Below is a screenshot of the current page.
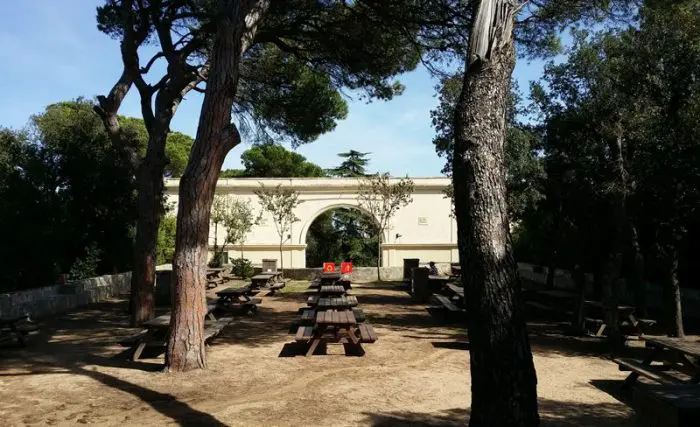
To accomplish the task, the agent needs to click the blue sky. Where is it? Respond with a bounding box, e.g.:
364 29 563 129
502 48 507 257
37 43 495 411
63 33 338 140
0 0 549 177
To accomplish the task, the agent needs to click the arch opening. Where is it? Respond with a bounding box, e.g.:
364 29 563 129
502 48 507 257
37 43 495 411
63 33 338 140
304 205 380 268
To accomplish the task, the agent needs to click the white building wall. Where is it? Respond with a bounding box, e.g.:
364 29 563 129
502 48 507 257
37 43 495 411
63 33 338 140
164 177 457 268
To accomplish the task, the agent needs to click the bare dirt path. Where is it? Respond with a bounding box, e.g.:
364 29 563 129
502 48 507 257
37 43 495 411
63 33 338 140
0 282 634 426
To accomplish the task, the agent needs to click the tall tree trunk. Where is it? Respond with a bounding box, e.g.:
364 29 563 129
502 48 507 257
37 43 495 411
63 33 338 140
452 2 538 425
129 139 167 326
662 248 685 338
279 237 284 273
627 226 646 317
167 2 263 372
571 263 587 335
376 238 381 281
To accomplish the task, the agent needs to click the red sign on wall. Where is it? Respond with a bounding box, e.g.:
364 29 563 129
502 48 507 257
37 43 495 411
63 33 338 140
340 262 353 274
323 262 336 272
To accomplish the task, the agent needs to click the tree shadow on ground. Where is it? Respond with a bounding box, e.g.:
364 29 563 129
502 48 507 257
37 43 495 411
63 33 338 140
363 397 633 426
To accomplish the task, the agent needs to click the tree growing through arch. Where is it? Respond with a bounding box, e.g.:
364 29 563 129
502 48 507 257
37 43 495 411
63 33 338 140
358 173 414 281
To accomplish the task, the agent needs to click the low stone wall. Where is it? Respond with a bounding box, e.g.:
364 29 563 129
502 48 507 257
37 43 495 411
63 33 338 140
254 267 404 282
0 272 131 319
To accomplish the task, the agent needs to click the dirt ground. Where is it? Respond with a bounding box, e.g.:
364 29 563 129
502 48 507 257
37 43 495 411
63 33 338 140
0 281 637 426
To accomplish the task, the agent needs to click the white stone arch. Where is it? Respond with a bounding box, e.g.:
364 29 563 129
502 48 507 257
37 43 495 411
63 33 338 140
297 202 388 245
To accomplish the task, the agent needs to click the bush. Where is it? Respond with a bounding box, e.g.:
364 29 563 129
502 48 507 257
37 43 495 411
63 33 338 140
208 252 225 268
69 243 102 280
156 214 177 265
231 258 254 279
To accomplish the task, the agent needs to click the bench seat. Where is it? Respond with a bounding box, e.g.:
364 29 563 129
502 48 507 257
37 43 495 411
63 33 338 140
299 309 315 325
357 324 378 343
295 325 314 341
433 294 462 312
352 308 366 323
616 358 681 385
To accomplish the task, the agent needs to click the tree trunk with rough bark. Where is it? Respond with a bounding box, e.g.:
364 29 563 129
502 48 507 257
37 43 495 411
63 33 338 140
376 239 382 281
167 1 264 372
452 2 539 425
662 248 685 338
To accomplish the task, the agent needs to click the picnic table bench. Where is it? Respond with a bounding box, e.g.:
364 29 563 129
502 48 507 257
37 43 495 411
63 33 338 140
634 384 700 427
616 336 700 387
433 283 465 313
125 313 231 361
319 285 346 295
215 286 261 314
206 268 227 289
0 314 38 346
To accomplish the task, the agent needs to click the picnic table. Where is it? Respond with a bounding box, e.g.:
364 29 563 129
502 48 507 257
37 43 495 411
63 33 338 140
125 310 230 361
206 268 227 289
295 309 376 356
617 336 700 387
583 300 655 337
0 314 38 346
215 286 262 314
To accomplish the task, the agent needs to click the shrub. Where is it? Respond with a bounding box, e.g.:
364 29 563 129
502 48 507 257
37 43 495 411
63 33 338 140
231 258 254 279
69 243 101 280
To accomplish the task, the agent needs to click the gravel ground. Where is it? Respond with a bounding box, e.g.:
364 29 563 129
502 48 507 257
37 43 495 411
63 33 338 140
0 281 636 426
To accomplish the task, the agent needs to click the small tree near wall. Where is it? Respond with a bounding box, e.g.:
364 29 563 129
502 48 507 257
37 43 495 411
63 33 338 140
211 196 261 266
358 173 414 281
255 184 301 274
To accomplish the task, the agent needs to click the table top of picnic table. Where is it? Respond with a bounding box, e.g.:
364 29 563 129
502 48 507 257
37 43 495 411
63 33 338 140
643 336 700 357
216 286 251 296
446 284 464 298
316 310 356 326
207 268 225 272
319 285 345 294
538 289 577 299
143 314 172 328
429 275 453 281
317 296 357 309
320 271 342 279
584 300 636 312
252 273 280 279
0 315 28 325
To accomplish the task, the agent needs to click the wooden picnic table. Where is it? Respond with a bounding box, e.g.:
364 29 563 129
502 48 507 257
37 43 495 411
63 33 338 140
0 314 37 346
320 271 342 284
251 272 282 288
583 300 654 337
319 285 346 295
617 336 700 387
215 287 261 314
446 283 464 299
127 310 229 361
295 309 375 356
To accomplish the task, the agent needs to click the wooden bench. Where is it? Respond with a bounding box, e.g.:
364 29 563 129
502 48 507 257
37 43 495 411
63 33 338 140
434 294 462 312
352 308 366 323
203 320 229 342
634 384 700 426
267 281 286 295
357 324 378 343
616 358 681 386
307 295 319 306
299 309 315 325
295 325 314 341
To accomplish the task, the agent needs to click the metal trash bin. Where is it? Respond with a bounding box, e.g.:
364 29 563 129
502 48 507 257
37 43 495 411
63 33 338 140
411 267 431 302
403 258 420 282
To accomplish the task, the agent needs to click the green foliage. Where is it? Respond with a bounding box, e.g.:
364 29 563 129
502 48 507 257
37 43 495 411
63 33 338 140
431 74 545 221
236 144 326 178
329 150 371 177
119 117 194 177
306 208 379 267
520 0 700 286
69 243 102 280
230 258 254 279
156 212 177 265
210 196 260 262
255 183 302 271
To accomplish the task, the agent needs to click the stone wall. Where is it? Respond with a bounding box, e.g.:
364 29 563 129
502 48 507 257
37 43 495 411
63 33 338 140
0 272 131 319
255 267 404 282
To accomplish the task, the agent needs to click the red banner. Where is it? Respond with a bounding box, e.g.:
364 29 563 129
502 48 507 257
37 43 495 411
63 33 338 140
340 262 353 273
323 262 336 272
